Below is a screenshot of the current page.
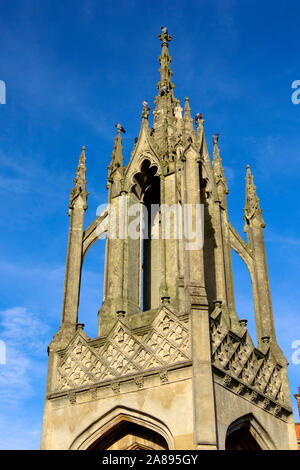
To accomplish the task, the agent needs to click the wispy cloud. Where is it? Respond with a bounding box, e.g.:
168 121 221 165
243 135 300 178
0 150 70 198
266 233 300 246
0 306 50 404
0 306 50 355
0 305 50 447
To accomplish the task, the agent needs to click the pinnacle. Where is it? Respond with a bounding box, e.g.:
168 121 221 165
244 165 265 227
213 134 220 146
184 97 192 117
69 146 88 211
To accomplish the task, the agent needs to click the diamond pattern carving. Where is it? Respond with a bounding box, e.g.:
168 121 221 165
211 312 284 405
56 309 190 392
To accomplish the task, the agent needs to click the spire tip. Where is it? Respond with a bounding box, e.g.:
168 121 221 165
213 133 220 145
158 26 172 45
115 123 126 134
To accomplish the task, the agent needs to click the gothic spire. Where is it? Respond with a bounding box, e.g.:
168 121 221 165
153 28 177 128
244 165 265 228
157 26 175 100
69 146 88 211
107 125 125 183
152 27 181 157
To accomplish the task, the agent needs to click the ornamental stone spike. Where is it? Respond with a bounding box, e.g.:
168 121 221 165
183 97 194 136
152 27 179 155
156 26 174 99
244 164 265 228
212 134 229 201
141 100 150 120
107 125 124 183
69 146 88 211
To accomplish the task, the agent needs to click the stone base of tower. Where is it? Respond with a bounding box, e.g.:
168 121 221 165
41 365 297 450
41 305 297 450
41 365 195 450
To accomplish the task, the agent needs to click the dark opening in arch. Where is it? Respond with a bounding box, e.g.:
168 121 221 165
226 425 262 450
87 420 168 450
132 159 161 312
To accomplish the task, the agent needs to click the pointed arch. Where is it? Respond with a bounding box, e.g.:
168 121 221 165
69 406 175 450
125 153 161 195
225 413 276 450
124 157 162 311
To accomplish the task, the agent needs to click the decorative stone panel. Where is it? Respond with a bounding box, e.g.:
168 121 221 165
55 308 190 392
210 310 284 406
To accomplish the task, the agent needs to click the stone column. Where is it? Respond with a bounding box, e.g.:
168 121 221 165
184 146 217 449
61 147 88 331
244 166 276 346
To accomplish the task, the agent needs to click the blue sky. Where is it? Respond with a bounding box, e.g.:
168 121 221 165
0 0 299 449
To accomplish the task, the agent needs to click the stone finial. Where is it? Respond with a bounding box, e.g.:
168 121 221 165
184 97 192 118
183 97 194 135
213 133 220 145
212 134 228 195
212 134 221 158
195 113 204 127
156 26 174 101
141 100 150 119
69 146 88 211
158 26 172 46
107 126 125 183
244 165 265 228
115 123 126 134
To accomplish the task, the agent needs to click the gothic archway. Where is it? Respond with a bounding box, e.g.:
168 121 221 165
69 406 175 450
88 420 168 450
225 414 276 450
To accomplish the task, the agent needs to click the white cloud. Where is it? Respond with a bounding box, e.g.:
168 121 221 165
265 233 300 246
0 306 50 355
0 307 49 404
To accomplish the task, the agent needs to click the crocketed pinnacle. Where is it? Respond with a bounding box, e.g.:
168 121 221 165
69 146 88 211
152 27 183 158
244 165 265 228
212 135 227 184
107 127 124 183
153 28 177 132
183 97 194 135
212 134 228 205
157 26 175 100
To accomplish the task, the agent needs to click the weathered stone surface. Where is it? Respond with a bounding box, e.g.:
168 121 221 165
41 28 297 450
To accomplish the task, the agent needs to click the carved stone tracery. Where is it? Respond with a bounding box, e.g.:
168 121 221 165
56 309 190 393
211 309 286 413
